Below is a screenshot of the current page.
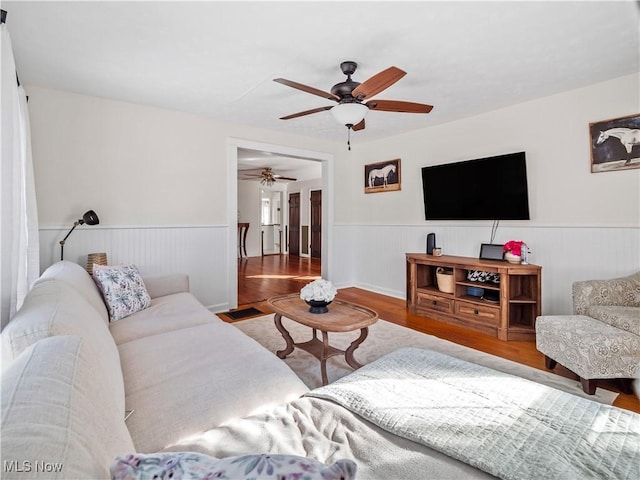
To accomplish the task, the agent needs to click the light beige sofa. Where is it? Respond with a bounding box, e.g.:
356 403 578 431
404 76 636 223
1 261 308 479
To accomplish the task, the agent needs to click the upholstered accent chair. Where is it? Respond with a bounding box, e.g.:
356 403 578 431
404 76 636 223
536 272 640 394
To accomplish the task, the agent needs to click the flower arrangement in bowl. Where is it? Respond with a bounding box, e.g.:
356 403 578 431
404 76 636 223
503 240 524 264
300 278 337 314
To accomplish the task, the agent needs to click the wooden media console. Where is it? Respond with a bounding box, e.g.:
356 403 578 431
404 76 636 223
406 253 541 341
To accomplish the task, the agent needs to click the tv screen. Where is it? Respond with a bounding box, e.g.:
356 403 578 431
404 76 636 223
422 152 530 220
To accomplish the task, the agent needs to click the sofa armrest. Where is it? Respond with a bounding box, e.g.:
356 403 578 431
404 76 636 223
572 272 640 315
142 274 190 299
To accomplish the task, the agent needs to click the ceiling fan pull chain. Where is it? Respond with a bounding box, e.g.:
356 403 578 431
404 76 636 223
347 126 351 151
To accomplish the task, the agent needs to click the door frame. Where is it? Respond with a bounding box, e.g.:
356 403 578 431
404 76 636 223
227 138 333 309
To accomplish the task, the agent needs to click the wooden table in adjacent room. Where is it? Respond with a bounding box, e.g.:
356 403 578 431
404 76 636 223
267 293 379 385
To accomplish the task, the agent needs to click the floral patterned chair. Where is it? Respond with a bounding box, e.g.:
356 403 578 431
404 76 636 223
535 272 640 394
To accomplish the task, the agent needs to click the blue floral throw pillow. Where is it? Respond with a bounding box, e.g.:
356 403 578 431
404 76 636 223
110 452 357 480
93 264 151 321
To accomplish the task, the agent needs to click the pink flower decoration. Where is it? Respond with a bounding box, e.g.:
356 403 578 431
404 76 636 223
503 240 524 256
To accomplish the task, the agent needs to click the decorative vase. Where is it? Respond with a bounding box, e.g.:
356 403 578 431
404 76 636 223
504 251 521 264
306 300 331 314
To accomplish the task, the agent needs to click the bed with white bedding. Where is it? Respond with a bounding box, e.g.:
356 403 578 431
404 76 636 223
164 348 639 480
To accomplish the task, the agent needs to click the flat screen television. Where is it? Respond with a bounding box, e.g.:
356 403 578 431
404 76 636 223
421 152 530 220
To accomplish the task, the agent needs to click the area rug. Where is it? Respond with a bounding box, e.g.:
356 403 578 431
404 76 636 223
233 314 618 405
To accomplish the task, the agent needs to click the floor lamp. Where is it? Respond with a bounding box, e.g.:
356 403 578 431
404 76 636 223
59 210 99 261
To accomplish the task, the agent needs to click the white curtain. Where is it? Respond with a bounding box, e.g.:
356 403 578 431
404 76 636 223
1 23 40 330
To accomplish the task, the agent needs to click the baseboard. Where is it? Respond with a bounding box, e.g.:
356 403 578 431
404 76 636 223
349 282 405 301
207 302 230 313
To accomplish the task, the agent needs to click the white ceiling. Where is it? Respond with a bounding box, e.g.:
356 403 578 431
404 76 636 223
3 1 639 177
237 148 322 182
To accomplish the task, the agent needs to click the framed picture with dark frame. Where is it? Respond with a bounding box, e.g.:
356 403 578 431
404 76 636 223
589 113 640 173
364 158 401 194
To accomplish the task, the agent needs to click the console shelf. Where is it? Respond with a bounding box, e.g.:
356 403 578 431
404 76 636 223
406 253 542 341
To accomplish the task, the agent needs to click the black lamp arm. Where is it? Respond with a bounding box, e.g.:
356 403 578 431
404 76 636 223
59 221 81 261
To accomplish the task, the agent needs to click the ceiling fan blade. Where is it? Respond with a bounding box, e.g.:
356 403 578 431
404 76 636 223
352 118 366 131
274 175 298 181
351 67 406 100
366 99 433 113
274 78 339 101
280 105 333 120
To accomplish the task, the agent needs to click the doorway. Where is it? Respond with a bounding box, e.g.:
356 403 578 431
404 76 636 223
261 189 283 255
228 138 333 310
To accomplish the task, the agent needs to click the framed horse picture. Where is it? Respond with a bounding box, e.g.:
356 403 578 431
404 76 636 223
364 158 401 193
589 113 640 173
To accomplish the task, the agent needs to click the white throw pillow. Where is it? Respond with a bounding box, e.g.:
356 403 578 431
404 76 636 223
110 452 357 480
93 264 151 321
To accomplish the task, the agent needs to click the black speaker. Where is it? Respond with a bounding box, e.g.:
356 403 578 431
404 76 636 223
426 233 436 255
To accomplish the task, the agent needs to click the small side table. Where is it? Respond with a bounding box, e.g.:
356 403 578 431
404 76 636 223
267 293 379 385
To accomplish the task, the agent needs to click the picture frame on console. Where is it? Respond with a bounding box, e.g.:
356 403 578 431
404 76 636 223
589 113 640 173
364 158 401 194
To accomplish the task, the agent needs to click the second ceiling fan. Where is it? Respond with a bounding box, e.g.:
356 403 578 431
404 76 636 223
274 61 433 139
242 167 297 186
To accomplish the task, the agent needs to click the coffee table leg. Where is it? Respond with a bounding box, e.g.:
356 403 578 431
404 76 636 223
274 313 295 359
321 330 330 386
345 327 369 370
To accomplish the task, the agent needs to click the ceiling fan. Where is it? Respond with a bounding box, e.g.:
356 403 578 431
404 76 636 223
274 61 433 148
242 167 297 186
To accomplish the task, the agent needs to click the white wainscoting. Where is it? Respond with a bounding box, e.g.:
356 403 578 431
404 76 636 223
39 223 639 316
333 224 640 316
39 225 230 312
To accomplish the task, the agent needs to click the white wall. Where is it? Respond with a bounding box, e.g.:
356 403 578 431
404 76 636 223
27 86 336 227
335 73 639 226
332 73 640 314
27 86 337 310
26 74 639 316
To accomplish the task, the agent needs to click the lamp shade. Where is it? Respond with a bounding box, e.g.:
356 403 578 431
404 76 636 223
59 209 100 261
81 210 99 225
330 103 369 126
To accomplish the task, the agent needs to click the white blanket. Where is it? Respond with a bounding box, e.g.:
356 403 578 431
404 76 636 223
308 347 640 480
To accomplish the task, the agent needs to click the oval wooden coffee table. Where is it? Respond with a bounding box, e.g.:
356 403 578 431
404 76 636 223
267 293 379 386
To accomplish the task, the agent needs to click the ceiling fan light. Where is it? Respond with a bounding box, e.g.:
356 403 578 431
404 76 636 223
330 103 368 127
260 175 275 187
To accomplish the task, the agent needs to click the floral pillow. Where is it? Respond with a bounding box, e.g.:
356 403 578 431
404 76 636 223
110 452 357 480
93 264 151 321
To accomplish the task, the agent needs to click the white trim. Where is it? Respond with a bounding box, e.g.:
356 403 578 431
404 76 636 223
333 222 640 229
227 138 333 309
39 224 227 231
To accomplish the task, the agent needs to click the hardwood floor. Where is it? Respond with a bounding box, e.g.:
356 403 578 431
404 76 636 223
237 254 639 413
237 254 322 305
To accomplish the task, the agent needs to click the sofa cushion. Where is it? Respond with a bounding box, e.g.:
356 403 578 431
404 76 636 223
1 280 126 413
586 306 640 336
93 264 151 321
109 292 216 345
35 260 109 324
1 336 135 480
119 322 309 452
110 452 357 480
141 273 189 299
